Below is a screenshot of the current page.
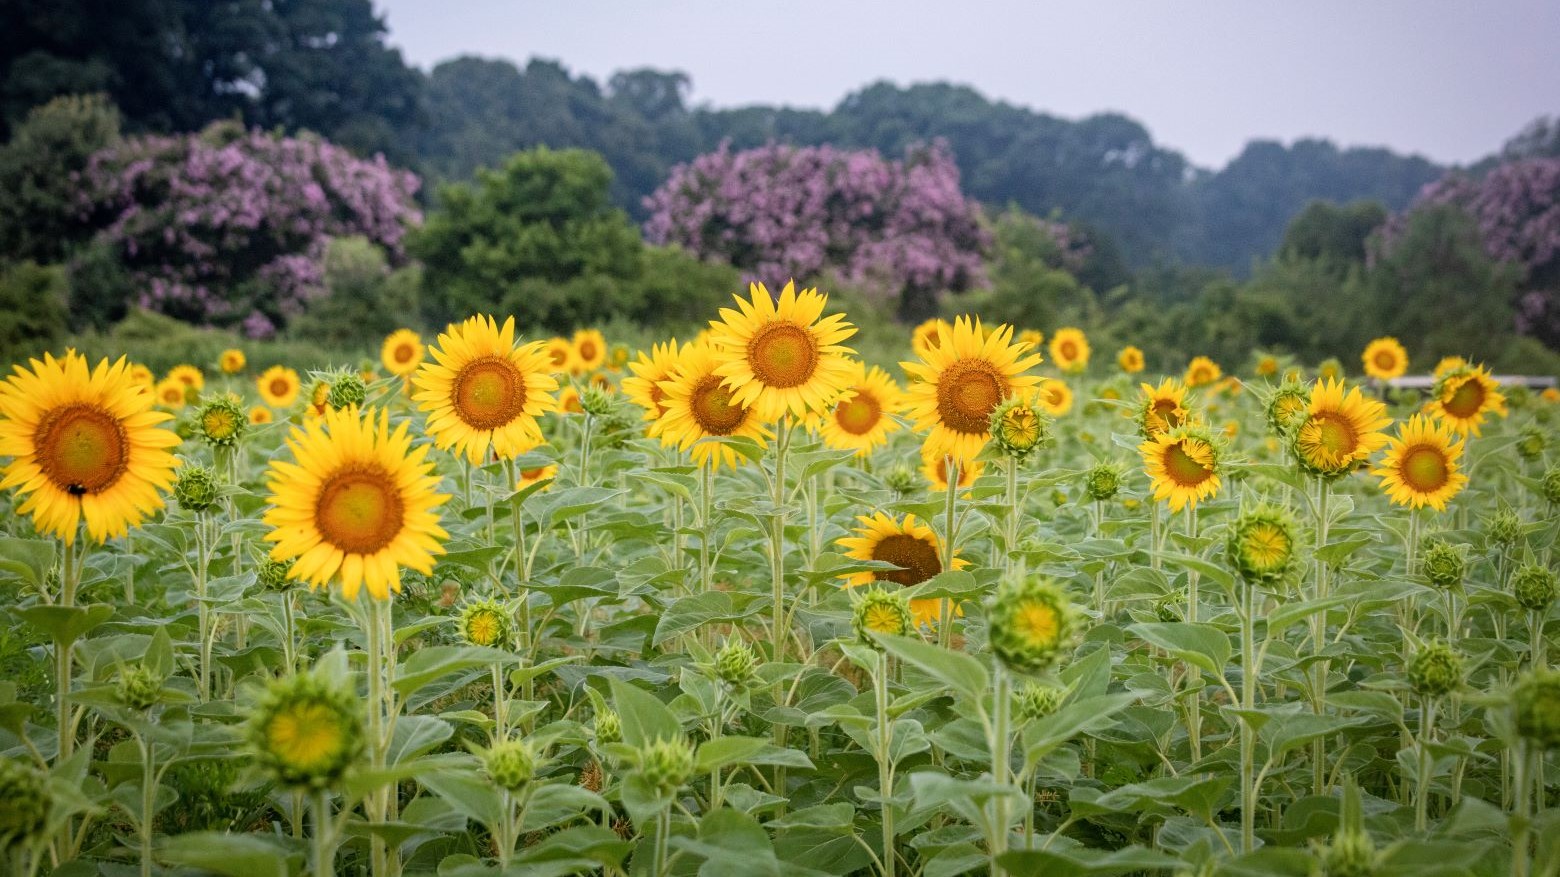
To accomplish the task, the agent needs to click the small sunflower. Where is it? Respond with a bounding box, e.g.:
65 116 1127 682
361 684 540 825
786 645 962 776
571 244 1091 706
154 377 189 410
1227 503 1299 585
413 315 560 464
262 405 449 601
1135 378 1190 440
571 329 608 375
257 366 301 408
1184 356 1222 387
1426 364 1506 436
922 445 984 492
853 588 916 644
457 597 512 647
1018 328 1044 348
515 461 558 491
129 363 155 389
381 329 425 377
1048 327 1090 373
248 670 365 789
988 577 1076 674
1264 378 1310 436
1254 353 1279 377
196 396 246 448
557 387 582 414
818 362 902 454
167 364 204 392
990 394 1051 459
543 337 573 374
839 513 965 628
1372 414 1467 511
912 318 952 357
1117 346 1145 374
608 344 630 371
902 315 1042 463
707 281 858 421
1432 355 1466 379
1362 337 1408 381
0 351 181 544
1316 358 1345 383
1037 379 1073 416
219 348 246 374
1140 424 1223 511
249 405 274 425
1291 378 1392 479
622 339 681 421
653 341 771 469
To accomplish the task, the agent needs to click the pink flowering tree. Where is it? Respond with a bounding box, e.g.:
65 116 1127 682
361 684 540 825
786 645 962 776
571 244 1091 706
642 141 989 320
77 121 421 338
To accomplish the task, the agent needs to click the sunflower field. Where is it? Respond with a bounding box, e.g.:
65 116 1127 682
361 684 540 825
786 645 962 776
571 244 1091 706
2 283 1559 877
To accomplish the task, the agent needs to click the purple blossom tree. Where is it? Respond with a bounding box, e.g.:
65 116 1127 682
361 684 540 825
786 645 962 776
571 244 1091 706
643 141 989 320
77 121 421 337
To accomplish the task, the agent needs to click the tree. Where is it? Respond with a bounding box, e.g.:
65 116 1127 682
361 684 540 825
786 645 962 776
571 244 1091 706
0 261 68 361
1278 200 1388 266
0 93 120 263
288 236 421 347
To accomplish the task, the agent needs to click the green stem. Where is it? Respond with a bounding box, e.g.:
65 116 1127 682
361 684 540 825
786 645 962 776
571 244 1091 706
1240 581 1257 853
196 515 212 702
653 807 672 877
139 731 155 877
1513 742 1531 877
938 455 959 650
312 789 335 877
56 536 80 761
990 661 1012 875
1311 478 1332 796
710 686 724 810
1003 459 1019 576
281 590 297 675
769 418 791 659
364 597 394 876
1185 507 1202 765
875 652 895 877
1416 696 1437 833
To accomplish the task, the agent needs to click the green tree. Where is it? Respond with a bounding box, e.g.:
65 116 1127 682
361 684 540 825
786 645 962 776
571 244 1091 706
289 236 421 347
0 261 68 362
0 93 120 263
1278 200 1388 265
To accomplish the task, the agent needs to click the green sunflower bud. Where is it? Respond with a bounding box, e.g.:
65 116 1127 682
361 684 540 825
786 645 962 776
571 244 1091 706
326 373 366 410
1512 563 1558 613
593 709 622 746
884 464 918 497
1419 538 1466 590
1227 504 1299 586
853 588 915 648
1407 640 1463 698
989 395 1051 459
196 395 247 448
458 598 511 648
636 735 694 794
1516 426 1547 461
247 670 365 789
1321 829 1378 877
1487 508 1522 547
0 757 50 850
581 385 614 417
173 465 221 513
1083 462 1124 503
713 638 758 690
1542 467 1560 506
483 739 538 792
1014 682 1065 724
1154 595 1182 622
1265 379 1310 437
116 663 164 711
1514 668 1560 751
257 557 295 591
988 577 1077 675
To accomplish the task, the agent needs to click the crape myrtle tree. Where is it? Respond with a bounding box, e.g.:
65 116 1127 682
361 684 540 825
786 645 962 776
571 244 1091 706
643 140 990 321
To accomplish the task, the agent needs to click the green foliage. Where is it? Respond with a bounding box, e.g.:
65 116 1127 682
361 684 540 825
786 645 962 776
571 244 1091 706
289 237 421 348
0 260 68 361
0 93 119 263
1279 200 1388 264
958 207 1095 329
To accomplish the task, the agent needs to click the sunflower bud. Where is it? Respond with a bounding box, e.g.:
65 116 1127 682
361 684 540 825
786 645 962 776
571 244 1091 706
1487 508 1522 547
1419 538 1466 590
247 670 365 789
1227 504 1299 586
1014 682 1064 724
1265 379 1310 437
326 373 366 410
257 557 295 591
988 577 1076 675
116 663 164 711
636 736 694 794
581 385 614 417
1154 596 1181 622
457 598 511 648
989 395 1051 460
1083 463 1124 502
884 464 917 497
1407 640 1463 698
1517 426 1547 461
1514 668 1560 751
0 757 50 850
853 589 914 647
713 638 758 690
1511 563 1558 613
593 709 622 746
196 395 247 447
1321 829 1378 877
174 465 221 513
1542 467 1560 506
482 739 539 792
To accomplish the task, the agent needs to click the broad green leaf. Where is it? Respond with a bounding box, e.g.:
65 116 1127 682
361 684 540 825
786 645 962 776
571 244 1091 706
652 590 764 646
872 632 988 702
608 676 683 746
392 646 511 699
1127 622 1231 676
0 537 55 588
18 603 114 644
158 832 293 877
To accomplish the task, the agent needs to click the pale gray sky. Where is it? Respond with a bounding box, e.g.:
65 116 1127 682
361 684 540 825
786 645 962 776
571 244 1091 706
377 0 1560 169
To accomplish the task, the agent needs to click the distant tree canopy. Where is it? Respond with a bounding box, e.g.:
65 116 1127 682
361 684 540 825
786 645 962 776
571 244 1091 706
1278 200 1389 265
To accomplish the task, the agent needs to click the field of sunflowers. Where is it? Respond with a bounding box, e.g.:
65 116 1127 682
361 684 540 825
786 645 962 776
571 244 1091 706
2 282 1559 877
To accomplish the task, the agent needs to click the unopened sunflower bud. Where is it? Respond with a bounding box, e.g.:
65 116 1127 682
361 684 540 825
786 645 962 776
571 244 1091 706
1512 563 1558 613
247 670 365 789
636 736 694 793
1227 504 1298 586
1419 538 1466 590
1264 379 1310 437
116 663 163 711
326 373 366 410
714 638 758 690
1322 828 1378 877
1542 467 1560 506
1014 682 1064 724
257 557 295 591
483 739 538 792
196 395 247 447
1514 668 1560 751
174 465 220 513
593 709 622 746
884 464 918 497
1487 508 1522 547
853 589 914 647
988 577 1076 675
1083 463 1124 502
458 598 511 648
1154 596 1181 622
989 395 1050 459
1517 426 1547 461
1407 640 1463 698
581 385 614 417
0 757 50 850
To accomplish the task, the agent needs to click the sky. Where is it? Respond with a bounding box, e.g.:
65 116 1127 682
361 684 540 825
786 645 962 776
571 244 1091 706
376 1 1560 170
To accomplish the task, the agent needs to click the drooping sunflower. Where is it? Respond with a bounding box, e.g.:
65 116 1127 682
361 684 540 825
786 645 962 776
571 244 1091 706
219 348 246 374
571 329 608 375
543 337 573 375
154 378 188 410
707 281 858 421
622 339 681 421
1048 327 1090 373
257 366 301 408
0 351 181 544
1117 346 1145 374
1425 364 1506 436
1184 356 1222 387
1135 378 1190 440
413 315 560 464
1373 414 1468 511
922 444 984 492
249 405 274 425
1038 379 1073 416
1432 356 1467 379
1139 424 1223 511
818 362 902 454
838 513 966 628
1291 378 1392 479
912 318 952 357
263 405 449 601
1362 336 1408 381
167 364 204 392
381 329 425 377
653 341 771 469
902 316 1042 463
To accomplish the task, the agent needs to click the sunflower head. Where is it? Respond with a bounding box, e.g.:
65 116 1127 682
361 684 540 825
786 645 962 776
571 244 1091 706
651 340 770 469
884 463 918 497
248 669 365 789
1428 364 1507 436
412 315 560 464
1014 681 1065 723
635 735 695 794
911 318 952 357
154 377 189 410
257 365 301 408
381 329 425 377
257 556 296 591
1432 356 1466 379
853 588 915 646
174 464 221 513
0 757 50 849
1362 337 1408 381
819 362 903 454
168 364 205 391
1321 827 1378 877
326 372 367 410
1140 424 1224 512
1513 668 1560 751
458 598 512 648
989 394 1051 459
1117 345 1145 374
1516 425 1547 461
219 348 246 374
902 315 1043 463
622 338 681 421
706 281 858 421
115 662 165 711
1419 538 1466 590
482 739 539 792
570 329 608 374
1225 504 1299 585
1037 379 1073 417
1512 563 1558 613
196 395 246 448
713 638 759 690
1264 379 1311 437
580 385 613 417
1048 327 1090 373
1291 378 1392 480
1254 353 1279 377
1136 378 1190 440
1371 414 1467 511
249 405 274 425
1083 462 1125 502
988 576 1076 675
1183 356 1222 387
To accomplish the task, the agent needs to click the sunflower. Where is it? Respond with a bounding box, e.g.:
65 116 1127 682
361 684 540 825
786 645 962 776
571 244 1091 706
249 405 274 425
1135 378 1190 439
0 351 181 544
1426 364 1506 436
1362 336 1408 381
1140 424 1223 511
167 364 204 392
902 316 1042 463
1544 387 1560 404
516 462 559 491
1316 358 1345 383
129 363 155 389
219 348 246 374
154 378 188 410
1019 328 1044 348
622 339 681 421
557 386 583 414
609 344 630 371
818 362 902 454
707 281 858 421
1048 328 1090 373
1255 353 1279 378
912 318 952 357
922 445 984 492
543 337 573 374
1184 356 1222 387
1117 346 1145 374
247 670 365 789
263 405 448 601
838 513 966 628
381 329 424 377
571 329 608 375
653 341 771 469
257 366 301 408
413 315 560 464
1373 414 1468 511
1291 378 1392 479
1037 379 1073 417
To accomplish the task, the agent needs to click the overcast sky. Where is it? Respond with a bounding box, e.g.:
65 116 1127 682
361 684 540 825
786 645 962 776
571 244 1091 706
377 1 1559 169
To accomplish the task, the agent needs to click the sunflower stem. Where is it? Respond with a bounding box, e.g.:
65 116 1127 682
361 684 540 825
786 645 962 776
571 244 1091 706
874 650 896 877
1513 742 1532 877
1240 578 1258 854
195 514 213 702
1415 696 1437 833
989 660 1012 875
1003 459 1019 576
1184 507 1202 765
55 536 80 762
312 789 335 877
939 455 959 651
769 417 792 660
280 589 297 676
1311 478 1332 797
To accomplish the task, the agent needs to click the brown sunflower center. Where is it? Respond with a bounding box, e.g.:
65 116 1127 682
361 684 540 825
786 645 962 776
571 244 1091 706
521 466 549 480
871 533 942 586
1046 385 1066 406
1313 414 1358 458
548 346 569 368
315 464 405 554
34 403 130 496
834 391 882 436
270 378 292 398
936 359 1007 435
689 376 748 435
1164 441 1212 487
1060 341 1078 360
453 356 526 429
578 339 599 362
747 322 818 388
1152 399 1182 429
1374 351 1398 371
393 343 416 364
1401 445 1449 492
161 386 185 405
1444 378 1485 418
